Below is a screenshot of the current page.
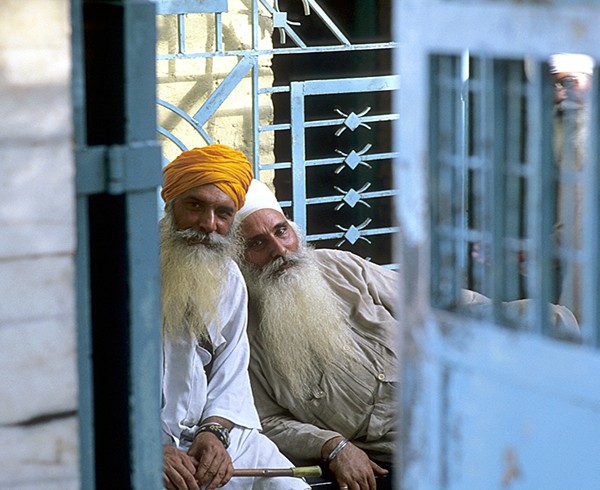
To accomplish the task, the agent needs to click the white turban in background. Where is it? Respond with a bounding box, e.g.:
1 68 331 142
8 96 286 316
235 179 285 223
549 53 594 75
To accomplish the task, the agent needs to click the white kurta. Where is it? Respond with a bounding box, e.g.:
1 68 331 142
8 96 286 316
161 260 309 489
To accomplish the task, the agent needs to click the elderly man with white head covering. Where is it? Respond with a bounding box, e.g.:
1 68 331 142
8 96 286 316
160 147 310 490
548 53 594 321
234 179 398 490
549 53 594 106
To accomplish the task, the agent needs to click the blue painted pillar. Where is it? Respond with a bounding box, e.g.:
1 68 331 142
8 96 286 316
73 0 163 487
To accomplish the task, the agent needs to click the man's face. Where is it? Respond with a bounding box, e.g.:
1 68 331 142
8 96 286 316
553 71 592 105
171 184 236 238
240 209 299 270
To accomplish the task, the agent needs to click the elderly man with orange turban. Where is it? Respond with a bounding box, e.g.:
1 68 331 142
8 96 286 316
159 145 310 490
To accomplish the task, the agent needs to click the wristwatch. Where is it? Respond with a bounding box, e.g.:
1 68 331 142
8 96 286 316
194 422 231 449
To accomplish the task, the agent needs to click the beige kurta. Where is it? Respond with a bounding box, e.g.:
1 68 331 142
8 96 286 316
248 249 399 464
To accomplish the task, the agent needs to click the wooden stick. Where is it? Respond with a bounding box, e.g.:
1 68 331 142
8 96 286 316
232 465 322 478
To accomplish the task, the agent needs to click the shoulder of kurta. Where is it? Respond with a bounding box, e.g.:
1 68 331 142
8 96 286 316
224 257 245 283
313 248 361 273
221 259 247 301
312 249 374 295
213 258 248 336
314 247 355 262
313 248 398 280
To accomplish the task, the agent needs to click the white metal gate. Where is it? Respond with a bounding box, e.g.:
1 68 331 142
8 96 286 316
154 0 399 266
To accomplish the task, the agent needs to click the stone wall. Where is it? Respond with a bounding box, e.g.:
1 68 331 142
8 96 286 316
0 1 79 488
156 0 275 179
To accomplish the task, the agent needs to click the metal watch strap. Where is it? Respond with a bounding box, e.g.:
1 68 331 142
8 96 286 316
195 423 231 449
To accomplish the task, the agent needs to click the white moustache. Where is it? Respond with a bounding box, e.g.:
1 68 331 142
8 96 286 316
175 228 232 251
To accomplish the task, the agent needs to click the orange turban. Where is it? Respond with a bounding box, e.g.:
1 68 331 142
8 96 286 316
161 144 254 210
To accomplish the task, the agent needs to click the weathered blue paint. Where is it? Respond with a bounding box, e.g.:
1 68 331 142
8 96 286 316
157 99 212 145
73 0 163 487
406 318 600 490
154 0 228 15
71 0 96 486
126 188 163 489
582 69 600 347
290 81 308 229
396 1 600 489
192 56 255 126
75 196 96 490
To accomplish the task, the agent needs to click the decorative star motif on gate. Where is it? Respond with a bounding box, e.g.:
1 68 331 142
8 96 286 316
334 144 373 174
335 218 372 247
273 0 301 44
333 182 372 211
334 107 372 136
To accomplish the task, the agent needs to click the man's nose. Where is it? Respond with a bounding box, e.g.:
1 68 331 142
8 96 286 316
270 238 288 259
196 209 217 233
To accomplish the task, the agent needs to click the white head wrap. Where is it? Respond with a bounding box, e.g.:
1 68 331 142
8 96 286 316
549 53 594 75
235 179 285 223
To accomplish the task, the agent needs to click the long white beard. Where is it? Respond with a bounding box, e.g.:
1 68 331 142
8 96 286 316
160 211 232 341
239 244 351 396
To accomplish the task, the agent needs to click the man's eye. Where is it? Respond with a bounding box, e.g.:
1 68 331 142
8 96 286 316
246 240 262 250
216 207 234 218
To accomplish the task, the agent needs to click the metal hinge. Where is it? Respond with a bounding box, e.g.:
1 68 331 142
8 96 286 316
76 141 163 196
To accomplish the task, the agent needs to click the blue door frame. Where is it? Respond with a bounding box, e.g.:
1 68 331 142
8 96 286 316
72 0 163 487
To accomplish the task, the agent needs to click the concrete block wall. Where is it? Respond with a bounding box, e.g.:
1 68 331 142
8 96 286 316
156 0 276 172
0 1 276 487
0 1 79 488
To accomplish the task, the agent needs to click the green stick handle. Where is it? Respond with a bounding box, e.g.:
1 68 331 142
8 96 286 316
232 465 322 478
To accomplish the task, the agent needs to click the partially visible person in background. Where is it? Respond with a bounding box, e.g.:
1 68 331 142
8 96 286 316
550 53 594 321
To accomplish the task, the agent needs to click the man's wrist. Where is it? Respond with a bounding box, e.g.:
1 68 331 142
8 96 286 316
194 422 231 449
324 438 349 462
321 435 345 460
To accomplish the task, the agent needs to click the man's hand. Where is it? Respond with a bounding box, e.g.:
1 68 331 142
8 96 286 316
163 445 200 490
324 438 388 490
188 431 234 490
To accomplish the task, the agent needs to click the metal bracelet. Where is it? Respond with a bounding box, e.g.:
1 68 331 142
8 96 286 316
326 438 349 462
